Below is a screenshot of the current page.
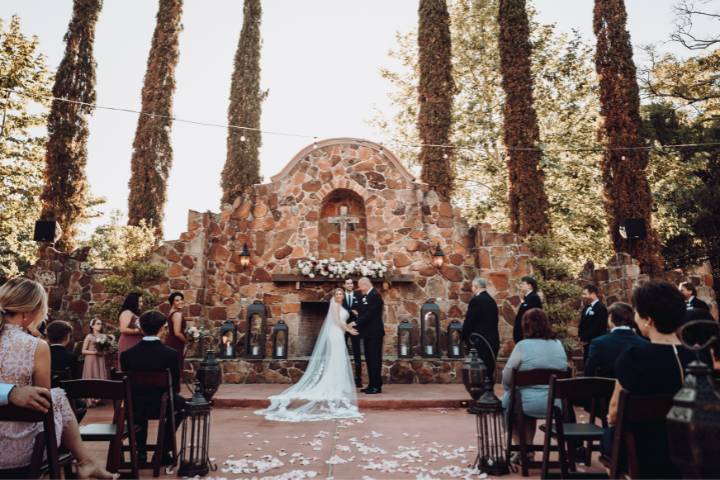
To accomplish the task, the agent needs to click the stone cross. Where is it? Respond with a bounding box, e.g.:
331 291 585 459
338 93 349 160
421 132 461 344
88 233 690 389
328 205 360 253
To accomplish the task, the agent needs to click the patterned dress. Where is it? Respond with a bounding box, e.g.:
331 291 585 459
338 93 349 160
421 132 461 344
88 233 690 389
0 324 74 469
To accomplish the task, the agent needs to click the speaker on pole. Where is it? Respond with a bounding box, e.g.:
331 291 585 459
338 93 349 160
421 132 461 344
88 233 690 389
33 220 62 243
619 218 646 240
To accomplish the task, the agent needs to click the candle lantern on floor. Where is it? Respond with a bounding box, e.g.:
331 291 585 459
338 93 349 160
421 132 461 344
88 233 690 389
473 374 510 476
397 319 413 358
420 300 441 358
271 320 289 359
462 347 487 415
244 301 267 359
447 320 463 358
196 333 221 402
178 382 216 478
218 319 237 359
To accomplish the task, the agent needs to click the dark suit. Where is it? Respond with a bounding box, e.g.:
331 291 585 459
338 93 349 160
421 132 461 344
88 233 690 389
120 339 186 461
513 291 542 343
688 296 710 311
50 344 82 379
461 291 500 379
584 328 648 378
342 289 363 385
579 300 609 361
355 288 384 390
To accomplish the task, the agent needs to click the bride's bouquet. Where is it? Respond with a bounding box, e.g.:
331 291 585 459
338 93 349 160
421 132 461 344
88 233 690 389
94 334 117 354
186 326 212 344
296 257 388 279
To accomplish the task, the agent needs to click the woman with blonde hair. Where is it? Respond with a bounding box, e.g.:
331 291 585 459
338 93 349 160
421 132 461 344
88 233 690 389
0 277 116 478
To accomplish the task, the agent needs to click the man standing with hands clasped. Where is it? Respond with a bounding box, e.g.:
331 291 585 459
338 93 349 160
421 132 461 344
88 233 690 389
350 277 384 394
341 278 363 388
578 284 608 363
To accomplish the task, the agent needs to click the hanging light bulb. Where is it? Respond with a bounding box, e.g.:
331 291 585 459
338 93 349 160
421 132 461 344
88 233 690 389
443 152 449 159
240 134 247 142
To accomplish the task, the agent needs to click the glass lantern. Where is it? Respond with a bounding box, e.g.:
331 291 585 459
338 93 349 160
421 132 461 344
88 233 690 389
420 300 441 358
244 300 267 359
218 319 237 359
473 374 510 476
272 320 289 359
447 319 463 358
178 382 216 477
397 319 413 358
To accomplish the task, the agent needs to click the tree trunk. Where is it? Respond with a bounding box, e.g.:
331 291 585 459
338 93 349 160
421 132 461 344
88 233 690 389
497 0 550 236
221 0 263 206
594 0 663 274
127 0 183 237
40 0 102 251
417 0 454 198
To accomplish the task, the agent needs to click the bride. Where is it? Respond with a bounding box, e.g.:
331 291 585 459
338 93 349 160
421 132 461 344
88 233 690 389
255 288 363 422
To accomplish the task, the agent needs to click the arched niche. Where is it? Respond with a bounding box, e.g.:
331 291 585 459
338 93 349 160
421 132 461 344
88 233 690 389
318 189 367 260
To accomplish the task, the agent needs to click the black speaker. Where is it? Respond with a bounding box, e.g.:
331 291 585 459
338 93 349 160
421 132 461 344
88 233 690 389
619 218 646 240
33 220 62 243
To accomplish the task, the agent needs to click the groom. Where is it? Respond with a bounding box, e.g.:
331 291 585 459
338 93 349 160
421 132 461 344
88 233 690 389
351 277 384 394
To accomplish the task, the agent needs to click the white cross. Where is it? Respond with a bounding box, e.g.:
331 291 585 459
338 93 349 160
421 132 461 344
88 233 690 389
328 205 360 253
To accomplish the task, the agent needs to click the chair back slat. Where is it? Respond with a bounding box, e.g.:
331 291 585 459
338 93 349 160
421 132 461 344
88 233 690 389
125 370 172 389
513 368 570 387
0 400 61 478
61 379 127 401
0 405 46 422
551 376 615 402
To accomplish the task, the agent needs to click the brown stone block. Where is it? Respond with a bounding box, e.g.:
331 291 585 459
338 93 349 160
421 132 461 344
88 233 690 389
409 230 425 240
208 306 227 321
252 268 272 282
393 253 412 268
418 266 436 277
440 265 463 282
181 255 195 269
169 279 190 290
209 244 231 262
253 203 269 218
167 263 184 278
448 253 463 266
302 180 322 192
438 202 453 218
488 272 509 291
274 245 293 260
188 304 202 316
282 303 300 314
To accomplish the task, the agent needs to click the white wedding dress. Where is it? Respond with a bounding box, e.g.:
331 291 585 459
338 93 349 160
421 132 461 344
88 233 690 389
255 301 362 422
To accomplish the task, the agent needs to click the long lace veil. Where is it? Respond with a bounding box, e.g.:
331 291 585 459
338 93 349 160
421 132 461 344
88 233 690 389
255 301 360 422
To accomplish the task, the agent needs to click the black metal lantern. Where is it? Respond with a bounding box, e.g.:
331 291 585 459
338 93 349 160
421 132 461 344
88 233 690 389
245 300 267 359
462 347 487 415
271 320 289 359
473 374 510 476
196 335 221 402
420 300 441 358
239 243 251 269
667 319 720 478
218 319 238 359
432 244 445 268
397 319 413 358
178 382 216 477
447 319 463 358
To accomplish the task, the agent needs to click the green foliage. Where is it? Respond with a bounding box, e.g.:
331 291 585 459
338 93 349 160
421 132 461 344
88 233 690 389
84 210 158 269
0 16 52 280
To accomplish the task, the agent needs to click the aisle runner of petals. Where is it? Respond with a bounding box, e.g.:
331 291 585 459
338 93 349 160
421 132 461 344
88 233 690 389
210 416 486 480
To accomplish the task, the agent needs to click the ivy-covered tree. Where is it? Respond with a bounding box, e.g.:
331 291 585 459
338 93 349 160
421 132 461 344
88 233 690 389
127 0 183 236
497 0 550 236
0 16 52 280
40 0 102 251
593 0 663 274
417 0 454 197
221 0 263 205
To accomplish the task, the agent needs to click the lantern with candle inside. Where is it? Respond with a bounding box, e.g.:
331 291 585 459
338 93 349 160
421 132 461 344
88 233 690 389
447 319 463 358
397 319 413 358
432 244 445 268
239 242 251 269
244 300 267 359
420 300 441 358
473 373 509 475
218 319 237 359
178 381 216 477
271 320 289 359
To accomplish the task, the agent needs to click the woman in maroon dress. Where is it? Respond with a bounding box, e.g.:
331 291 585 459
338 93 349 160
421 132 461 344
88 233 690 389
117 293 143 366
164 292 187 388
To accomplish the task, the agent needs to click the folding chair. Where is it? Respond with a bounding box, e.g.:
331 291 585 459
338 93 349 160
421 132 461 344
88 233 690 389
506 368 571 477
61 378 139 478
541 376 615 478
0 399 73 479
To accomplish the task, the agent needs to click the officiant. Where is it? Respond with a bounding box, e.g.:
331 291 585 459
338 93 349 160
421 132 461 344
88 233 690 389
342 278 363 388
462 277 500 381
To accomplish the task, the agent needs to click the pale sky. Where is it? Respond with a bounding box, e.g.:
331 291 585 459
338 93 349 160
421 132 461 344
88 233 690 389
0 0 701 241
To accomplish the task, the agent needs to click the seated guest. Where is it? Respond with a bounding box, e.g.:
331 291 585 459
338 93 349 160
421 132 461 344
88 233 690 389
461 277 500 379
604 281 709 478
0 277 115 478
120 310 186 466
47 320 82 379
502 308 568 459
584 302 648 378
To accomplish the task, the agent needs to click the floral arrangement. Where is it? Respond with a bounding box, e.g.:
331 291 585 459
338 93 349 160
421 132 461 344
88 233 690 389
94 334 117 354
296 257 389 279
186 326 213 344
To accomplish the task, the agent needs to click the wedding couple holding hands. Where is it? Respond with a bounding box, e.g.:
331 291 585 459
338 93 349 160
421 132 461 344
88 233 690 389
255 277 384 422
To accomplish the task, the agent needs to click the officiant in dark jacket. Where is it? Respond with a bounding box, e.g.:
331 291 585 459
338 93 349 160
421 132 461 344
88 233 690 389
342 278 363 388
462 277 500 380
513 276 543 343
352 277 384 394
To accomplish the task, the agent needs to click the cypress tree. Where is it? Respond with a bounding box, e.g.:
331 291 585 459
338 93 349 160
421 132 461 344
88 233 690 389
417 0 455 198
497 0 550 236
221 0 263 205
40 0 102 251
594 0 663 273
127 0 183 236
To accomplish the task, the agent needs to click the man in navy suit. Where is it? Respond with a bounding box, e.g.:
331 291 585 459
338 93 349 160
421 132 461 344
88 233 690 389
513 276 542 343
351 277 384 394
579 284 609 362
461 277 500 380
584 302 647 378
679 281 710 311
341 278 363 388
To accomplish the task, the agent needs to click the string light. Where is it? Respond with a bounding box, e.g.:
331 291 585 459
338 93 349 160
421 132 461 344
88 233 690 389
240 135 246 142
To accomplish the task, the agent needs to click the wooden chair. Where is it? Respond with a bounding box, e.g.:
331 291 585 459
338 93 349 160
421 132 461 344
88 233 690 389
61 378 140 478
601 390 675 479
115 370 178 477
540 376 615 479
0 399 73 479
51 367 73 389
506 368 571 477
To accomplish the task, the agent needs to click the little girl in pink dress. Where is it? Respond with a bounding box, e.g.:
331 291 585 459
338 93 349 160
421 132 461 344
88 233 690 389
81 318 109 406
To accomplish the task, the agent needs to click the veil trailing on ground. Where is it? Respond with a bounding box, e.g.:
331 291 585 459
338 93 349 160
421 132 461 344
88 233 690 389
255 301 361 422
